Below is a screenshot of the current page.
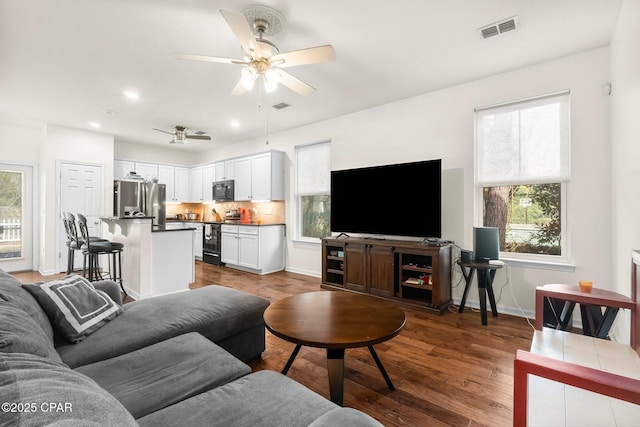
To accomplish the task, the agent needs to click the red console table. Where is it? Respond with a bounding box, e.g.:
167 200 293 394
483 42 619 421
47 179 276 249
535 283 635 339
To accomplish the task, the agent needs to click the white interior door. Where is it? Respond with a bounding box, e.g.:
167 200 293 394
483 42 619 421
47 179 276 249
0 164 34 272
59 162 103 273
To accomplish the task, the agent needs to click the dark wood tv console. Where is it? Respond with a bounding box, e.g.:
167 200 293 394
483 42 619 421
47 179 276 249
321 237 452 313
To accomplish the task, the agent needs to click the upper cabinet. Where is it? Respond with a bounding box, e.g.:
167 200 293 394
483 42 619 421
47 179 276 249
159 165 189 202
202 164 216 202
190 164 216 202
134 162 158 181
214 160 235 181
114 160 157 181
114 160 134 180
190 167 204 202
115 149 284 203
233 151 284 201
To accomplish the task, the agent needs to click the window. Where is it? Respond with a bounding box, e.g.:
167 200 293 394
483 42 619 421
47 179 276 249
0 169 23 259
475 91 570 261
295 141 331 241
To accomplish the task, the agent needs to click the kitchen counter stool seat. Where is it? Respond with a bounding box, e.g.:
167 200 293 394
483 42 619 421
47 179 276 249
76 213 127 297
62 212 108 274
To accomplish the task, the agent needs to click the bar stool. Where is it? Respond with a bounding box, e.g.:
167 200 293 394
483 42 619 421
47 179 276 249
76 213 127 297
61 212 77 274
62 212 108 274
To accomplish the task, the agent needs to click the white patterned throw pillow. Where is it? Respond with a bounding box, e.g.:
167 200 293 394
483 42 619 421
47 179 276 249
23 275 123 343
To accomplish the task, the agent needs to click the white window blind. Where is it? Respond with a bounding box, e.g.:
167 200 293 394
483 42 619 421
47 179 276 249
476 91 570 186
296 141 330 195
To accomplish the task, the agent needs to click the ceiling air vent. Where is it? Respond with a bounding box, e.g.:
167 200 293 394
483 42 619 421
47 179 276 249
478 16 519 39
272 102 290 110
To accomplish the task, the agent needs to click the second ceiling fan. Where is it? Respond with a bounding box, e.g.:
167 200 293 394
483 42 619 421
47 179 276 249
175 5 336 96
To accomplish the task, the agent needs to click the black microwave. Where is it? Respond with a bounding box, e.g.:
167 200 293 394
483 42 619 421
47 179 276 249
212 180 234 201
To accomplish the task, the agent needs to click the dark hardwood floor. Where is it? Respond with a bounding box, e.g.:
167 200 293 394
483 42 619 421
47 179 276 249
14 262 534 426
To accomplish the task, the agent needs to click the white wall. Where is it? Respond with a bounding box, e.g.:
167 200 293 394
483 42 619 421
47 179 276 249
0 122 42 164
610 0 640 342
39 124 114 274
114 140 197 166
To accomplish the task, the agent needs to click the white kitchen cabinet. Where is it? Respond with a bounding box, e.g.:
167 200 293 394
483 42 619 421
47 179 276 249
189 166 203 202
220 224 284 275
114 160 158 181
221 225 240 265
214 160 235 181
193 223 203 260
159 165 190 202
232 151 285 201
233 156 252 201
202 164 216 202
190 164 216 202
114 160 134 180
174 167 189 201
135 162 158 181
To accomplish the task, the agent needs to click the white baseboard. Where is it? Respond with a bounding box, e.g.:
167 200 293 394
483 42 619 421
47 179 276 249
284 267 320 278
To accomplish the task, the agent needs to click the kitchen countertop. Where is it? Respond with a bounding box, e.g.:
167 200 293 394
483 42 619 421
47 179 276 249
101 216 155 220
167 219 285 226
152 224 198 232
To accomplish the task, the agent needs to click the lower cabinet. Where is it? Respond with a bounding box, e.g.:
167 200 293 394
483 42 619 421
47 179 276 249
193 224 203 260
221 224 284 274
322 237 452 313
344 243 394 297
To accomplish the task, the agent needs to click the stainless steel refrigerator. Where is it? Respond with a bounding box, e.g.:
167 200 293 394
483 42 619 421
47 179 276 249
114 180 166 226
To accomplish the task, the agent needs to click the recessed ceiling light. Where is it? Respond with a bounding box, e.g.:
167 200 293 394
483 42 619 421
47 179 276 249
88 122 101 128
104 110 118 116
230 120 240 128
123 90 140 101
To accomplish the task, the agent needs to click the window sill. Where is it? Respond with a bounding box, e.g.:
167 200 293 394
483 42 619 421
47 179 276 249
500 256 576 272
292 238 322 245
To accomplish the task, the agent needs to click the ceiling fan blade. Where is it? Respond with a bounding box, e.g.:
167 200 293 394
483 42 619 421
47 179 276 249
220 9 258 57
231 78 250 96
271 45 336 68
152 128 174 135
278 70 316 96
186 135 212 141
174 53 244 65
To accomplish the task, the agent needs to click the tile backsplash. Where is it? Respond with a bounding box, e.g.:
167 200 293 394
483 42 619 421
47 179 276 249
166 201 284 224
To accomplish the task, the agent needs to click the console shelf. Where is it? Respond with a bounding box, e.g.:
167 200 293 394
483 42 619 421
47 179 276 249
321 237 452 313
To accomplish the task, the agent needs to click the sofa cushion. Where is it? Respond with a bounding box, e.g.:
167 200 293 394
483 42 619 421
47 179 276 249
0 303 62 363
0 352 137 426
23 275 123 343
137 370 339 427
56 285 270 368
0 269 53 341
75 332 251 419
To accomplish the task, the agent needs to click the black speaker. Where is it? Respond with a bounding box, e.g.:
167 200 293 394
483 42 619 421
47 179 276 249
460 249 473 263
473 227 499 263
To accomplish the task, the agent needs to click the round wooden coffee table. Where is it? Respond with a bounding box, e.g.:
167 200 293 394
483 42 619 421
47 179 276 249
263 291 406 405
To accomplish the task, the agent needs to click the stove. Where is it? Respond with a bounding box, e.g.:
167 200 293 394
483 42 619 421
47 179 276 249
203 223 223 266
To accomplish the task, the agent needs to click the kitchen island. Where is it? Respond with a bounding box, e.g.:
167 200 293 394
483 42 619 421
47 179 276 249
101 217 195 299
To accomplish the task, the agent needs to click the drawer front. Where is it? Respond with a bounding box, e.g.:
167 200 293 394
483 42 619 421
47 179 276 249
238 225 258 235
221 224 239 233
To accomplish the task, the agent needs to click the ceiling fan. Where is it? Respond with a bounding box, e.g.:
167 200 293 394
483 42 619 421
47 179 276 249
152 126 212 144
175 5 336 96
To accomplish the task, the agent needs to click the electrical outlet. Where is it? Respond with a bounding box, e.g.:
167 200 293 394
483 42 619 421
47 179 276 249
266 206 273 215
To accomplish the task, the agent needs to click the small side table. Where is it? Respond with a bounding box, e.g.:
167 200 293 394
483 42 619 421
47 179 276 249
535 284 635 339
458 261 504 325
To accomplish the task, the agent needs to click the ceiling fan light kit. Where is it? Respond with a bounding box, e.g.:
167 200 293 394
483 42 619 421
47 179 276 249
153 126 212 145
174 5 335 96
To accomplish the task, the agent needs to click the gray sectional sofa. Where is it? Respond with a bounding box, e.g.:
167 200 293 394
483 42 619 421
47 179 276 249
0 268 383 426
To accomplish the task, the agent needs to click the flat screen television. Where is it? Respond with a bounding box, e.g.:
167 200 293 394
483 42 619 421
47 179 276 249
330 159 441 238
